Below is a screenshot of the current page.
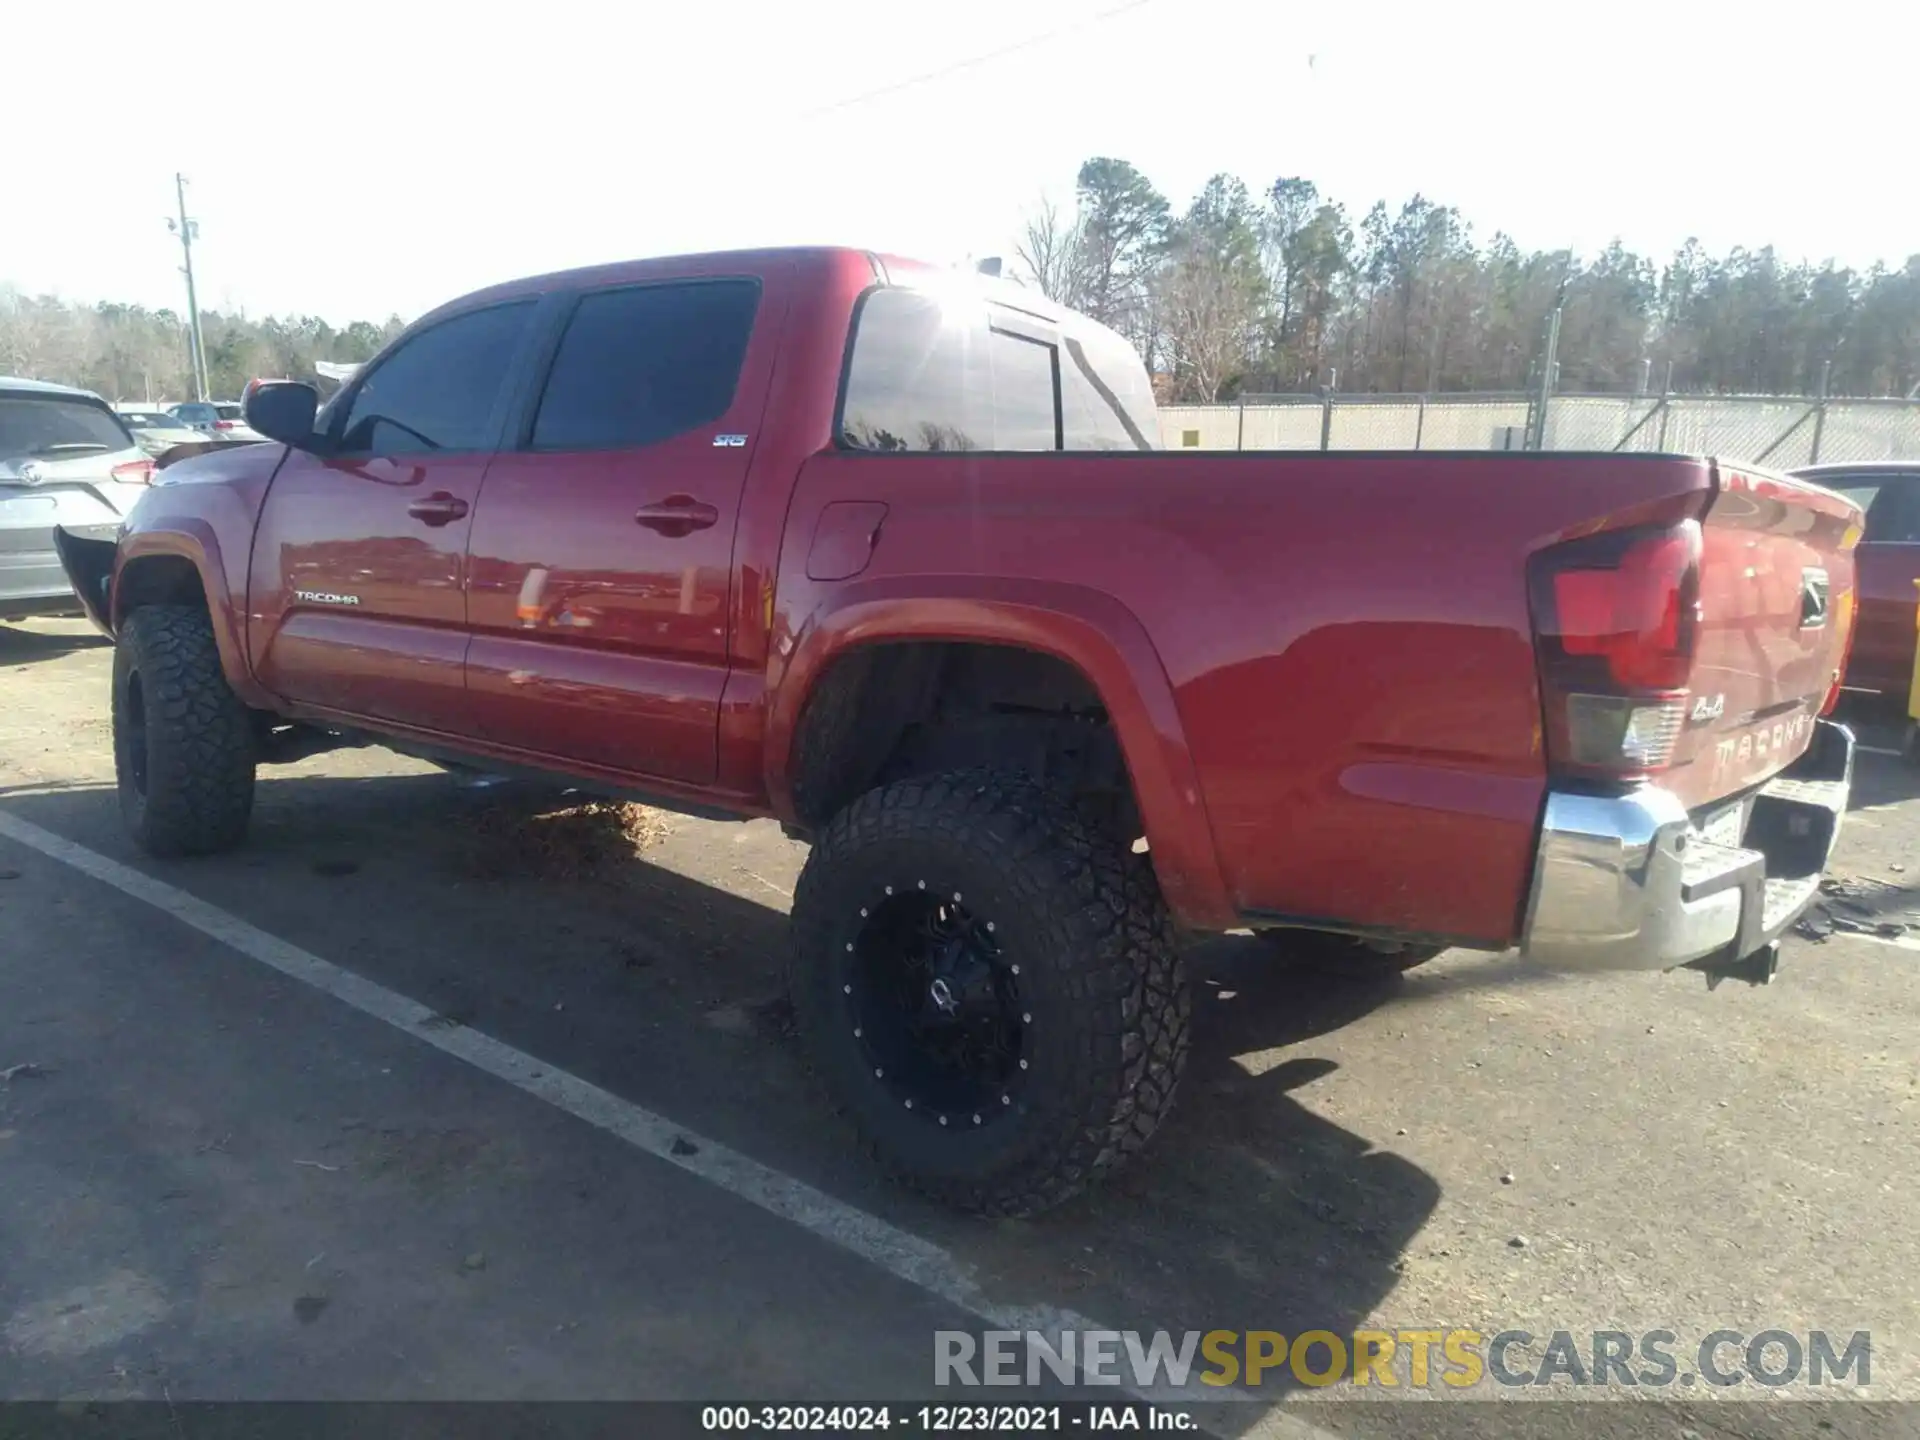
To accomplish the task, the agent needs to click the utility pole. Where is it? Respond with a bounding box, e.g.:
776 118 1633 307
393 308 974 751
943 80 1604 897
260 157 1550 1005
168 174 210 402
1809 358 1832 465
1532 306 1562 450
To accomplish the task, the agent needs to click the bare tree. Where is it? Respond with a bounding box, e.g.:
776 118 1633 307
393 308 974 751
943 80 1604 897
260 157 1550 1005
1015 195 1087 308
1157 236 1264 402
0 290 403 400
1155 178 1267 402
1074 158 1170 351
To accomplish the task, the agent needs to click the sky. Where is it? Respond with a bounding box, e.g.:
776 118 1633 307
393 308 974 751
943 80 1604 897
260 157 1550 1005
5 0 1915 326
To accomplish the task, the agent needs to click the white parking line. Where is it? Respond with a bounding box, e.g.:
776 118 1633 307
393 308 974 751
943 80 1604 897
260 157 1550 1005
1856 744 1904 758
1824 926 1920 954
0 808 1335 1430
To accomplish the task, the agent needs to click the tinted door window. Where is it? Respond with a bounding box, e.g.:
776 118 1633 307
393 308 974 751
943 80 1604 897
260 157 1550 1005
1830 482 1882 520
530 280 760 451
1870 482 1920 543
1847 479 1920 543
335 302 534 455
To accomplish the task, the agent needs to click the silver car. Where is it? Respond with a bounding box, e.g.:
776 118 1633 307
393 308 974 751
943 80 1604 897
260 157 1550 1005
115 405 205 457
1 378 155 620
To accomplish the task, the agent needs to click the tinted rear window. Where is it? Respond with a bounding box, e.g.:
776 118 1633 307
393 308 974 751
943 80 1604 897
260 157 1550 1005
839 286 1158 453
531 279 761 451
0 396 133 463
989 329 1059 450
1061 329 1160 451
839 288 989 452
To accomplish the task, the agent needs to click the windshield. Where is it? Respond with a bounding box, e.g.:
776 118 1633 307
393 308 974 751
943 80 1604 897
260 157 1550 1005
215 403 244 419
0 395 134 463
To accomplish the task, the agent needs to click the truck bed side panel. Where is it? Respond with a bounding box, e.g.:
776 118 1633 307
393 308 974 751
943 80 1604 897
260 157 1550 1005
783 450 1717 948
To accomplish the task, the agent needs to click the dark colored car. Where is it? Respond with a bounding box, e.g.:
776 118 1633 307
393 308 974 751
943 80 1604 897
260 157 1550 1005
167 400 264 443
1794 463 1920 701
57 248 1861 1215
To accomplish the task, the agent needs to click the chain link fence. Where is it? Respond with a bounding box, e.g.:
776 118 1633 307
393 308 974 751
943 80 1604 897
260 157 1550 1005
1161 392 1920 466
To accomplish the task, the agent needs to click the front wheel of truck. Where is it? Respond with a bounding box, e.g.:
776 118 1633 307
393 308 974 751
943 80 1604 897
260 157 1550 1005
113 604 256 858
790 769 1190 1217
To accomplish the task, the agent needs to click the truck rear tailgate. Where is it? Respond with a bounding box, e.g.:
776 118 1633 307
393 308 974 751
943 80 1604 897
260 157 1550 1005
1669 461 1860 810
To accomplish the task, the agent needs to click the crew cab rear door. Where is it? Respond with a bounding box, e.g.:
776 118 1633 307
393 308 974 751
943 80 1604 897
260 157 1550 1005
462 272 779 785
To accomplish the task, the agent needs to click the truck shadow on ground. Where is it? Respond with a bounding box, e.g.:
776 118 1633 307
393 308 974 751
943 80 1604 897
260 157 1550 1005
0 620 109 661
1848 750 1920 812
0 770 1445 1413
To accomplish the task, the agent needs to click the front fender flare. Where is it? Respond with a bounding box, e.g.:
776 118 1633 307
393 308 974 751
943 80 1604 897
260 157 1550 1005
766 575 1235 931
111 523 274 709
52 527 116 636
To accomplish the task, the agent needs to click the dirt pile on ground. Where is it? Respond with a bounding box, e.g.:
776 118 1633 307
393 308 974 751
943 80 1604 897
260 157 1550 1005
460 798 670 881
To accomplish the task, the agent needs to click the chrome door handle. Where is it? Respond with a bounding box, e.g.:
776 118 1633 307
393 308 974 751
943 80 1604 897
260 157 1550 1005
407 492 469 526
635 496 719 537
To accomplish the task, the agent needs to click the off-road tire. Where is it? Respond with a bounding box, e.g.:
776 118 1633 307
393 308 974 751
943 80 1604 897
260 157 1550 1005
113 604 256 857
790 768 1189 1217
1257 929 1441 977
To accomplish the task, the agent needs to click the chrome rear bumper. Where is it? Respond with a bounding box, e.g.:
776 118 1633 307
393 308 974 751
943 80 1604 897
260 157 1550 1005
1521 719 1854 972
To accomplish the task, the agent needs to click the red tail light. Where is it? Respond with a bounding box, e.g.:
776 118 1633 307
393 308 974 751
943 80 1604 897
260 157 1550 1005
212 419 237 430
1530 520 1702 779
110 459 155 485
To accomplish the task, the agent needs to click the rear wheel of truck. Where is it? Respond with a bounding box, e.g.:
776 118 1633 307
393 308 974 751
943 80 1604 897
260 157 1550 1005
113 603 256 858
790 769 1189 1217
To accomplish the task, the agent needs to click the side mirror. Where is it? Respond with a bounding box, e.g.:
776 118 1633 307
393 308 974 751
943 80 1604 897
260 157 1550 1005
244 381 321 448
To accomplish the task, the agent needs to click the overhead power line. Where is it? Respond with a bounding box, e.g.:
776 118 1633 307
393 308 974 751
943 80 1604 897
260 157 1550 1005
798 0 1158 121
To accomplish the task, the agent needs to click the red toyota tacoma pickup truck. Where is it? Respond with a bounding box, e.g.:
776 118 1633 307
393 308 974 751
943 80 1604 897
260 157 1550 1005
56 247 1861 1216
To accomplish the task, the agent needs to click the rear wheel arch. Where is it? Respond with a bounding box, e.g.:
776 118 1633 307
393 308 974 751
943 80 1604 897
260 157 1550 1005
769 587 1236 930
785 639 1123 826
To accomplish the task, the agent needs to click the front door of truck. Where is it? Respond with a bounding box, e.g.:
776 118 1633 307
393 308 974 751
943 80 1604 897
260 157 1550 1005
463 276 775 785
249 300 537 732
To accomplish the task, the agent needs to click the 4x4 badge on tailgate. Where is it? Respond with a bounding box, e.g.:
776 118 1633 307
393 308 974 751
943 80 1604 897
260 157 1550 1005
1692 694 1725 723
